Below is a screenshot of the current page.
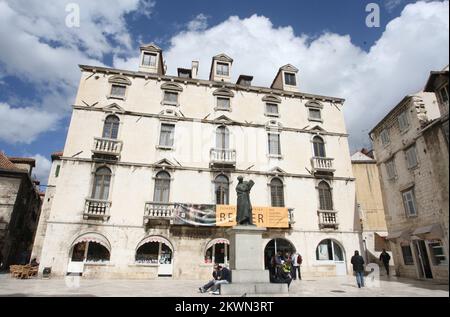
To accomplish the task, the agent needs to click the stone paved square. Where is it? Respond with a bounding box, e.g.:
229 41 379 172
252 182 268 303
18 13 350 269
0 274 447 297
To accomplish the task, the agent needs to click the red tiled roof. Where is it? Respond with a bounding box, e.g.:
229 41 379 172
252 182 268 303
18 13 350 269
0 152 22 171
51 151 63 161
8 157 36 167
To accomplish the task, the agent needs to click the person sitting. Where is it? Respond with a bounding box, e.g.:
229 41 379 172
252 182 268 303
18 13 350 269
209 265 231 295
199 264 220 293
30 258 39 267
272 258 293 288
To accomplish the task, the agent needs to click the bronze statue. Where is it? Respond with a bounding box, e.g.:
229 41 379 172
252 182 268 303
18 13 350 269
236 176 255 225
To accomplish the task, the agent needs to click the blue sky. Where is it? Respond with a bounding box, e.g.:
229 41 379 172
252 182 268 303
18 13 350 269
0 0 449 184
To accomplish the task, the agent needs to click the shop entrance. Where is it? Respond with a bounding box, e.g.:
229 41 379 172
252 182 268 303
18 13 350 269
264 238 296 269
135 236 173 277
414 239 433 279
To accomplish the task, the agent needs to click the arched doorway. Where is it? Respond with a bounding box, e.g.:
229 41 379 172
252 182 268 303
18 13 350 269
67 233 111 275
204 238 230 265
315 239 347 275
264 238 296 269
135 236 174 277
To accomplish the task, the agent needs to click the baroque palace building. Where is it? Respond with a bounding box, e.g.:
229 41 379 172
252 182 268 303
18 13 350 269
34 44 361 279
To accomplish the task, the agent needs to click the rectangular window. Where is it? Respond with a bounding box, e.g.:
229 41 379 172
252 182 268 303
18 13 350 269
385 159 397 180
163 91 178 105
55 165 61 178
401 245 414 265
398 111 410 132
142 52 157 67
217 97 230 109
405 145 418 169
266 103 279 115
284 72 296 86
268 133 281 155
216 62 229 76
438 85 449 111
428 240 447 266
110 84 126 98
159 124 175 147
380 129 390 146
402 188 417 217
309 108 322 120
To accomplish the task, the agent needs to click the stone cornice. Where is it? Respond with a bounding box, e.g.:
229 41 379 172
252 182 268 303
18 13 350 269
72 105 349 137
59 156 355 181
79 64 345 104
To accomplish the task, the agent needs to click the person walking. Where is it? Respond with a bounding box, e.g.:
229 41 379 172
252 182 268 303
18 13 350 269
291 252 302 280
379 249 391 276
351 250 365 288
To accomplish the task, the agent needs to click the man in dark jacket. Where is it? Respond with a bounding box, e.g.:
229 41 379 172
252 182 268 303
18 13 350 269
210 265 231 294
351 250 365 288
379 249 391 276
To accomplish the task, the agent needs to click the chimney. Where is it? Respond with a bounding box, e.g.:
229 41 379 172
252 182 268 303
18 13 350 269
191 61 199 79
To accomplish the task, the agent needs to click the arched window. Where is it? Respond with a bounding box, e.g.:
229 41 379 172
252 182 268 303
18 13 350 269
313 136 326 157
153 171 171 202
135 237 173 265
316 239 344 261
318 181 333 210
91 167 112 200
216 126 229 149
102 115 120 139
70 234 111 263
270 178 285 207
215 175 229 205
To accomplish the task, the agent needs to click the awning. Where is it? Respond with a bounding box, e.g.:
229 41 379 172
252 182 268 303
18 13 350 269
137 235 173 251
73 233 111 251
385 231 410 240
412 224 443 239
206 238 230 250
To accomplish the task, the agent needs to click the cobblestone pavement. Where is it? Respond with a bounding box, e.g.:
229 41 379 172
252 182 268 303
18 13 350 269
0 274 447 297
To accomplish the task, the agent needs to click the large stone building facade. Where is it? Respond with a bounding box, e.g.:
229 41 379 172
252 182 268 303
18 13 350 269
36 44 362 279
370 70 449 282
0 153 42 269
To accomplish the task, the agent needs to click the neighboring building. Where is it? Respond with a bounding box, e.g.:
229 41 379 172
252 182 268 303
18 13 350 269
351 149 394 273
0 152 42 269
36 44 361 280
370 85 448 282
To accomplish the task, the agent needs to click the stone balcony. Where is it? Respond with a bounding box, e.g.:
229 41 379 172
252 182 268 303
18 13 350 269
92 137 123 158
84 198 111 221
210 148 236 167
311 157 335 173
143 202 175 225
318 210 339 230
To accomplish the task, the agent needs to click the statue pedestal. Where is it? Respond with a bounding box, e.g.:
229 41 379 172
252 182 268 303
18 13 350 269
221 225 288 295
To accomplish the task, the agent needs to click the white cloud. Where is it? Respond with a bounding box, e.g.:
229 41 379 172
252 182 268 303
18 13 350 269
0 0 154 143
385 0 404 12
0 103 59 144
187 14 209 32
147 1 448 149
31 154 52 184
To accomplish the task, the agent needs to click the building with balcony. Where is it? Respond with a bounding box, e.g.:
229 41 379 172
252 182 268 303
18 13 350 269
35 44 361 280
370 70 449 282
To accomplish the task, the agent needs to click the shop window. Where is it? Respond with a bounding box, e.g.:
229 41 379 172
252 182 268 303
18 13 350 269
136 241 173 264
205 241 229 264
71 241 110 263
428 240 447 266
316 239 344 261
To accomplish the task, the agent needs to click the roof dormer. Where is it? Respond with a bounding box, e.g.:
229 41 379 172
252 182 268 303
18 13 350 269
209 53 233 82
138 43 165 75
270 64 299 92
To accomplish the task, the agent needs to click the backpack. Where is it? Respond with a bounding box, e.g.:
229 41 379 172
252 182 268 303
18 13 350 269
297 254 303 265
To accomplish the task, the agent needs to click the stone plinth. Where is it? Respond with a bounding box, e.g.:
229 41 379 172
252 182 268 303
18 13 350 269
222 225 288 295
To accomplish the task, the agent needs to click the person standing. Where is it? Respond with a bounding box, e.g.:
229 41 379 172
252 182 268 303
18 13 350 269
379 249 391 276
291 252 302 280
351 250 365 288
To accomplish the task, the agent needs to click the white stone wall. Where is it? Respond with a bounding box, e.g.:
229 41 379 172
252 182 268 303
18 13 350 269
37 61 361 279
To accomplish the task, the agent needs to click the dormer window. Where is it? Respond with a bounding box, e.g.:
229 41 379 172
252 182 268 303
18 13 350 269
284 72 296 86
216 62 230 76
142 52 157 67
